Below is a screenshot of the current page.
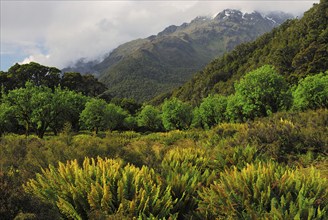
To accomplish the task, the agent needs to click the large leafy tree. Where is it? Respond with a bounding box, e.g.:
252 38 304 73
2 82 87 138
161 98 192 130
198 94 227 129
234 65 292 120
79 98 108 134
104 103 129 131
48 88 88 134
0 102 17 135
61 72 107 97
293 72 328 110
6 62 61 89
3 82 38 136
137 105 163 131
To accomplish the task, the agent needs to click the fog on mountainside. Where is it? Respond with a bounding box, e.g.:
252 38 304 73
64 10 293 102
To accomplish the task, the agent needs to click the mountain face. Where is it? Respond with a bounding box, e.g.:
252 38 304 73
163 1 327 106
65 9 293 102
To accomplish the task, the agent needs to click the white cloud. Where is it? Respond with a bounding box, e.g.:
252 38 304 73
0 0 319 70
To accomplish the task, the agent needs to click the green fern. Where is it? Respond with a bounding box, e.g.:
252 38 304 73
24 157 175 219
198 162 328 219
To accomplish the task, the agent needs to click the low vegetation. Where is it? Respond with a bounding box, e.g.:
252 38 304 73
1 107 327 219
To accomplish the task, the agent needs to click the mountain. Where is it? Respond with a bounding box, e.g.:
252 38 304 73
163 1 327 105
65 10 293 102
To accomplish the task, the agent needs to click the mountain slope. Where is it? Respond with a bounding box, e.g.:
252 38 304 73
65 10 292 102
166 1 327 105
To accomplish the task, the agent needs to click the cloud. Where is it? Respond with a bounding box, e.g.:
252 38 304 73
0 0 319 70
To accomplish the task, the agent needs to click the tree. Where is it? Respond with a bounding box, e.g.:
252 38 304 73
105 103 128 131
7 62 61 89
110 97 141 115
292 72 328 110
48 88 88 134
61 72 84 93
137 105 162 131
234 65 291 120
225 95 244 123
198 94 227 129
3 83 87 138
161 98 192 130
82 74 107 97
79 99 108 134
61 72 107 97
0 102 17 135
3 82 37 136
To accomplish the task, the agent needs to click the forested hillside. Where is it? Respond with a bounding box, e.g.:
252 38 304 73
65 10 292 102
164 1 328 105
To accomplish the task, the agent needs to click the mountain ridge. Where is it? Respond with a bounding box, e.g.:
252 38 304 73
63 9 293 102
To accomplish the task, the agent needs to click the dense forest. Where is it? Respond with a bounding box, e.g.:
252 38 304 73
1 0 328 219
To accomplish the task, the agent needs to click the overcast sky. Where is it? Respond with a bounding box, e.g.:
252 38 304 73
0 0 319 71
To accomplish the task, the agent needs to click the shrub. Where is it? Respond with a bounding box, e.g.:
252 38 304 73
160 147 217 218
161 98 193 131
24 157 176 219
234 65 292 120
137 105 163 132
293 72 328 111
242 109 328 161
198 162 328 219
197 94 227 129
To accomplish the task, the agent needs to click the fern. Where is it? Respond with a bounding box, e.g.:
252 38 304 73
198 162 328 219
24 157 175 219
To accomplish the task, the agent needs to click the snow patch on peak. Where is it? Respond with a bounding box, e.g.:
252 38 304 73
265 16 277 24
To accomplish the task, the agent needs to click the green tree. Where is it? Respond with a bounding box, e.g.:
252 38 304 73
81 74 107 97
3 82 38 136
198 94 227 129
61 72 107 97
105 103 129 131
3 83 86 138
7 62 61 89
234 65 291 120
137 105 162 131
110 97 141 115
0 102 17 135
79 98 108 134
225 94 244 123
49 88 88 134
293 72 328 110
161 98 192 130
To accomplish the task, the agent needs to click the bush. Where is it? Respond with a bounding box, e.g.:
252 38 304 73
234 65 292 120
198 162 328 219
293 72 328 111
242 109 328 162
24 157 176 219
197 94 227 129
160 147 217 218
161 98 193 131
137 105 163 132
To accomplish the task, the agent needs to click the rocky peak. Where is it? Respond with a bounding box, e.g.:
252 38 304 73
158 25 178 36
214 9 243 20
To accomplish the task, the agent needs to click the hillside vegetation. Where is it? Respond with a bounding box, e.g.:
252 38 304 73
164 1 328 105
65 10 292 102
